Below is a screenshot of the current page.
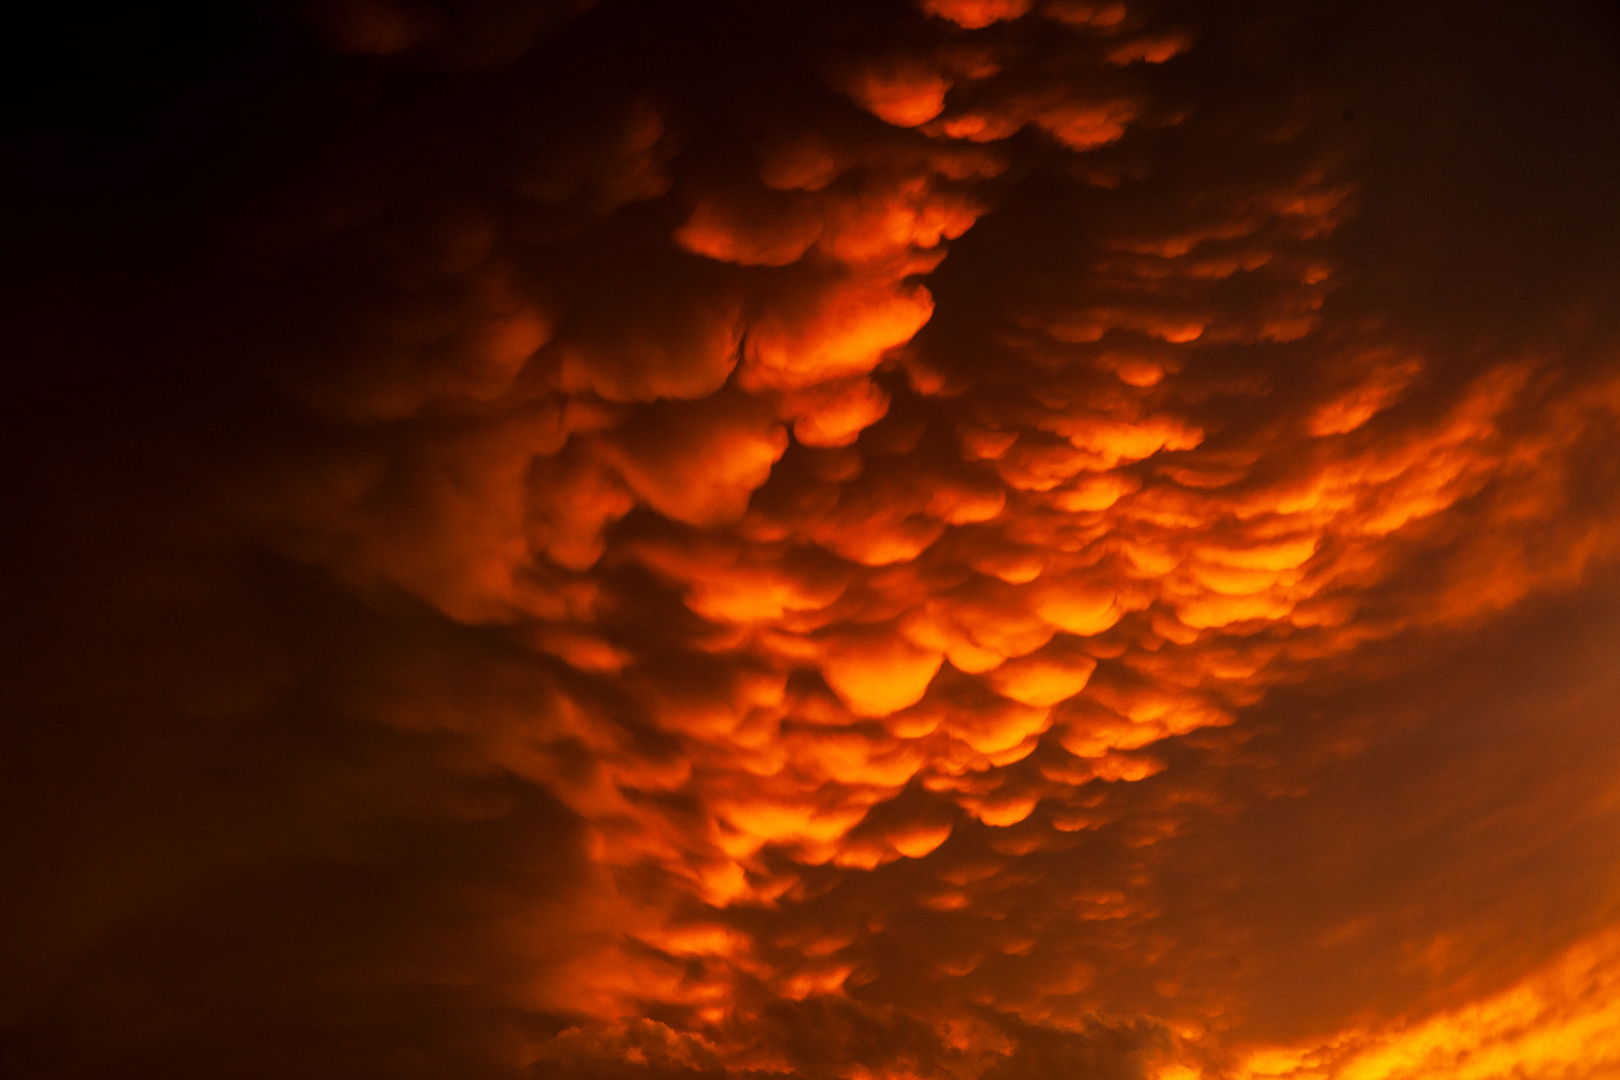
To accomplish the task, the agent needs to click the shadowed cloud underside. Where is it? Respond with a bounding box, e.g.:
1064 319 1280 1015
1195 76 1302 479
4 1 1620 1078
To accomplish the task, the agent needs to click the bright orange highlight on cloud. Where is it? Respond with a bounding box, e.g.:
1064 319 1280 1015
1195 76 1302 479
1228 927 1620 1080
201 3 1620 1079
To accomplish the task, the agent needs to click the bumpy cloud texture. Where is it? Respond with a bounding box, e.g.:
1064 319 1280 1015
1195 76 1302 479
5 0 1620 1078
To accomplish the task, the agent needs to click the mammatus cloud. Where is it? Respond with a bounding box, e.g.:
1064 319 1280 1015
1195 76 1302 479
4 0 1620 1077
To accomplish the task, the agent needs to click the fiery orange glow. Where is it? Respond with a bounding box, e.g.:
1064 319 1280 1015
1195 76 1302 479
7 0 1620 1077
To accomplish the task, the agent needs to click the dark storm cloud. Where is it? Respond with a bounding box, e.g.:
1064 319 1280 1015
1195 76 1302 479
4 0 1620 1078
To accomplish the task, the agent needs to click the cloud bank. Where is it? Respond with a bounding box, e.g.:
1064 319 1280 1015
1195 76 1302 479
4 0 1620 1077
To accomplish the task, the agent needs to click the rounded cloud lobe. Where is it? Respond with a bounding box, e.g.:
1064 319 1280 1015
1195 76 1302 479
5 0 1620 1078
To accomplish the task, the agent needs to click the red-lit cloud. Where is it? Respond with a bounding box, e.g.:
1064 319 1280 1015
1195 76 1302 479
6 0 1620 1078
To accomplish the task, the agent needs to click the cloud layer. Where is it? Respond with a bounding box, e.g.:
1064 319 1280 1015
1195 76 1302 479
5 0 1620 1077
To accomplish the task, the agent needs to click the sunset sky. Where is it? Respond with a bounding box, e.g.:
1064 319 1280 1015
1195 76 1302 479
5 1 1620 1078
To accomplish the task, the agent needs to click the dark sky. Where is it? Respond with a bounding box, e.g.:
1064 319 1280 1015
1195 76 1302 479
5 2 1620 1078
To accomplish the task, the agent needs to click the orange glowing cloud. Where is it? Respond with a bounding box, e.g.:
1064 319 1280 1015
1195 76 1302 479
921 0 1033 30
17 1 1620 1077
1226 927 1620 1080
837 60 954 128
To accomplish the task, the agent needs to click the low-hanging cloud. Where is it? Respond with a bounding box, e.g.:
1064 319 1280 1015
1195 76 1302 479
5 0 1620 1077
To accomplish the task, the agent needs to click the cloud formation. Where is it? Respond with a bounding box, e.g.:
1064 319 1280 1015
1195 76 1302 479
4 0 1620 1077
